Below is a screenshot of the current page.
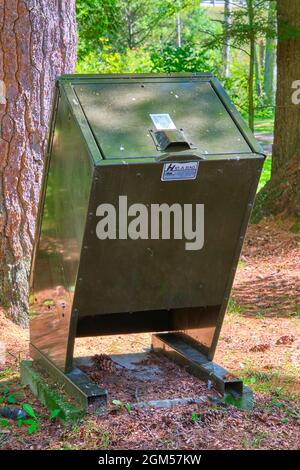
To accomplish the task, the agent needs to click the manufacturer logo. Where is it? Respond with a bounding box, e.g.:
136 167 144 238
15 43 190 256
162 161 199 181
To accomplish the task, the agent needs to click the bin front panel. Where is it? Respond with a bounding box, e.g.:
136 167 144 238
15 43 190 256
74 156 263 319
73 79 251 159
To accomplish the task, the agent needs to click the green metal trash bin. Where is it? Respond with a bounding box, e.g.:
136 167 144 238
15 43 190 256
29 73 265 407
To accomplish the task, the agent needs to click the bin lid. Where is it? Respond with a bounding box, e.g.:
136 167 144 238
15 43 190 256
72 76 253 160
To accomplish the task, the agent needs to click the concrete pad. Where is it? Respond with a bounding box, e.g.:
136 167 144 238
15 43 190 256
76 352 163 381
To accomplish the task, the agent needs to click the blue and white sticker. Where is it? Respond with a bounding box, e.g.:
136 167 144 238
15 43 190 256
161 161 199 181
150 113 176 130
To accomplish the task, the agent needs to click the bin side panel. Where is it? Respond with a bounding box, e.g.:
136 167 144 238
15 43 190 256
74 157 263 355
30 94 93 372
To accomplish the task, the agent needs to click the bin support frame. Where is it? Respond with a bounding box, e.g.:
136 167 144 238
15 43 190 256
30 344 107 411
152 332 253 409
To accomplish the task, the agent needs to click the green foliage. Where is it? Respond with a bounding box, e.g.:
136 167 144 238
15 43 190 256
7 394 17 404
76 0 278 141
289 308 300 318
112 0 191 50
221 1 275 47
76 0 119 59
50 409 61 420
0 374 82 441
0 418 10 428
15 404 40 434
151 44 220 74
223 59 250 115
205 1 276 126
223 54 275 121
42 299 55 306
290 221 300 234
227 297 243 315
22 419 39 435
265 398 300 420
112 399 132 413
258 157 272 192
77 0 196 57
125 403 132 413
183 5 223 45
77 40 222 77
241 431 268 449
22 403 37 419
0 382 40 435
254 117 274 133
77 39 152 74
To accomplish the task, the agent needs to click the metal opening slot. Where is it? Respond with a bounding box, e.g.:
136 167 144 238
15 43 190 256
151 129 196 152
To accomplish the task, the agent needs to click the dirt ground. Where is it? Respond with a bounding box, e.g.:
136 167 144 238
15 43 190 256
0 219 299 450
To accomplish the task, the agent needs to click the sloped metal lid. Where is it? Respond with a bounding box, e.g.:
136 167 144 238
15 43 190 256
72 76 253 159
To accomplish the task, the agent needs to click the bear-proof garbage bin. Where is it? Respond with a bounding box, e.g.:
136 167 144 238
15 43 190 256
29 73 265 408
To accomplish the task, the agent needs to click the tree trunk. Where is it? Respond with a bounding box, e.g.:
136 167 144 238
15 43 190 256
126 8 134 49
0 0 77 326
176 13 182 48
254 44 262 97
247 0 255 131
253 0 300 223
248 39 255 131
259 39 265 70
272 0 300 176
222 0 231 78
264 0 276 105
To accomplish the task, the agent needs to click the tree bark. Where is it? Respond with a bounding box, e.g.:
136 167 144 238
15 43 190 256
254 44 262 97
247 0 255 131
222 0 231 78
0 1 77 326
272 0 300 176
264 0 276 105
176 13 182 48
259 39 264 70
253 0 300 223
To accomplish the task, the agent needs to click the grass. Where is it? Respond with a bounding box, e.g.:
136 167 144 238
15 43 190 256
255 310 266 319
265 398 300 419
237 367 300 410
0 367 18 382
258 156 272 192
289 310 300 318
224 292 300 416
254 117 274 134
0 369 13 380
254 116 274 192
227 297 243 315
237 259 247 269
241 431 268 449
61 420 111 450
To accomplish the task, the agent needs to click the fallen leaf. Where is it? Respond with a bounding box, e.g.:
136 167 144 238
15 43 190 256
250 343 270 352
276 335 295 345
